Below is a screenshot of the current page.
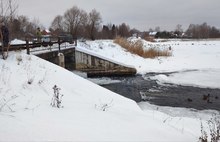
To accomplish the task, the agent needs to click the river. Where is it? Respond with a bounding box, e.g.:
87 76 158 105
73 71 220 111
99 74 220 111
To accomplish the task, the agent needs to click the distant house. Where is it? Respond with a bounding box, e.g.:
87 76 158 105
149 32 157 37
41 29 51 35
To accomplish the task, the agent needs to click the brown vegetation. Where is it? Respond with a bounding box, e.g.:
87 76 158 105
114 36 172 58
144 36 155 42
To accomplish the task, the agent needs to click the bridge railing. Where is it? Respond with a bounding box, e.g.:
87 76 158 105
0 36 77 55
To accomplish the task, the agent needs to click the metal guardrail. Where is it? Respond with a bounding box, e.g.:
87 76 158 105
0 37 77 54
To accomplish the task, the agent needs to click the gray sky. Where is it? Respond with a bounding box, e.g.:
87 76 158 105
18 0 220 31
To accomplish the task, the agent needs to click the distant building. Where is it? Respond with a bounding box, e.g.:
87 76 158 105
149 32 157 37
41 29 51 35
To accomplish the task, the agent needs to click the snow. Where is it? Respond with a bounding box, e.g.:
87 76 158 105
76 43 135 69
149 69 220 89
149 32 157 36
1 38 220 141
77 38 220 89
10 39 26 45
0 51 197 141
76 38 220 141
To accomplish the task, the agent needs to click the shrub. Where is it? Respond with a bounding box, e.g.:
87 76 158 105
199 115 220 142
114 36 172 58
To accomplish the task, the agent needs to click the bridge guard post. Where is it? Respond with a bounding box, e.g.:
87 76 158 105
58 37 61 52
58 52 65 68
26 40 30 54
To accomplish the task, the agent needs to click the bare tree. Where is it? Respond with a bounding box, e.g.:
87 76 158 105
0 0 18 39
200 22 210 38
0 0 8 19
175 24 183 32
155 26 160 32
88 9 102 40
11 15 44 39
8 0 18 21
50 15 64 34
185 23 219 39
78 9 88 38
148 28 154 32
16 15 32 37
17 15 29 32
118 23 130 37
174 24 183 37
63 6 88 38
0 0 18 22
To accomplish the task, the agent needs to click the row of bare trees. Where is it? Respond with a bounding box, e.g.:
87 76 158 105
0 0 18 22
149 23 220 39
0 0 43 39
50 6 134 40
101 23 131 39
186 22 220 38
1 0 220 40
50 6 102 40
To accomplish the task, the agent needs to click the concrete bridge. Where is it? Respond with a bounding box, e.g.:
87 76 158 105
4 41 137 77
74 48 136 77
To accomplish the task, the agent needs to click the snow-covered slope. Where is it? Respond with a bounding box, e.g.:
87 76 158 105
0 52 196 141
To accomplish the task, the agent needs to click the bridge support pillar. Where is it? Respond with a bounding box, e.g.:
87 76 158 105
58 53 65 68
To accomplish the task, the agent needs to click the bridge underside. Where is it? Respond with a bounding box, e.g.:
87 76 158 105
35 47 137 77
35 48 75 70
75 50 136 77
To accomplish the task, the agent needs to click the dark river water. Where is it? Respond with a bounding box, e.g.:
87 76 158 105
99 74 220 111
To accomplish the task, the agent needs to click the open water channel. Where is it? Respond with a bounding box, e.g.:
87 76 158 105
74 71 220 111
98 73 220 111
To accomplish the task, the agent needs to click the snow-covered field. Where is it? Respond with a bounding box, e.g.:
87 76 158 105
1 38 220 141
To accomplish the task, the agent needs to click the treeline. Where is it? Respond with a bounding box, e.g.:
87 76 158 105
49 6 132 40
1 0 220 40
185 23 220 38
155 23 220 39
0 0 132 40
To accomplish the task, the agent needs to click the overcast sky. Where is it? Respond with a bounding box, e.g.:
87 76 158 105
18 0 220 31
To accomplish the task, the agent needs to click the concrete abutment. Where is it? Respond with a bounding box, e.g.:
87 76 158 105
36 47 137 77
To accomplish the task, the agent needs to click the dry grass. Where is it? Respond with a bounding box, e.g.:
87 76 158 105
144 36 155 42
114 36 172 58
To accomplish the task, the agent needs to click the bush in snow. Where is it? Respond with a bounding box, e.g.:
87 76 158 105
208 115 220 142
199 115 220 142
199 122 208 142
51 85 63 108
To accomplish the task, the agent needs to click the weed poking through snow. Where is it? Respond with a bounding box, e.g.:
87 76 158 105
51 85 63 108
95 99 113 111
199 114 220 142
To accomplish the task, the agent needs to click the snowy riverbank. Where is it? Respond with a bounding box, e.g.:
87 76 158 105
1 38 220 141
